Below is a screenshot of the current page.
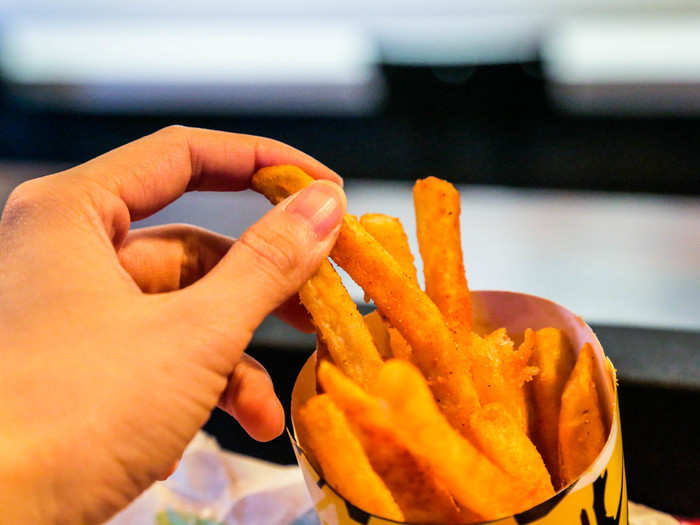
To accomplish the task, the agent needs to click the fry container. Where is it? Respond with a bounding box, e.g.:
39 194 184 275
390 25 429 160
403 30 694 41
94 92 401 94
290 291 628 525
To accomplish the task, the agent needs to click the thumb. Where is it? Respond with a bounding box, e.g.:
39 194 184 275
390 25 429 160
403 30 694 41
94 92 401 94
179 180 346 352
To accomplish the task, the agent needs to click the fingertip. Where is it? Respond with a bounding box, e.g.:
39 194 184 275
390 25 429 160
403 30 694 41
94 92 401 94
285 180 346 240
235 391 285 442
219 356 285 442
254 396 286 442
324 170 344 188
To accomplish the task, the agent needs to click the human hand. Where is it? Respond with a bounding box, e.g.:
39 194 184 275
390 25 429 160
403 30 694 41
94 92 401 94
0 126 346 524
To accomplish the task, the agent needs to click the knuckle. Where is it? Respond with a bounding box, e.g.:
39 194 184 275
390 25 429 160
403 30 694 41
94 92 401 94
156 124 189 139
237 227 300 280
2 179 50 224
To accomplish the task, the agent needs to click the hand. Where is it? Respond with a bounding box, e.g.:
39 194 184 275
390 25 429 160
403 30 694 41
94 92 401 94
0 126 346 525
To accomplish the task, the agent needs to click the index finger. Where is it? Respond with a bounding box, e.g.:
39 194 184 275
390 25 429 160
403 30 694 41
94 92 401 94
74 125 342 221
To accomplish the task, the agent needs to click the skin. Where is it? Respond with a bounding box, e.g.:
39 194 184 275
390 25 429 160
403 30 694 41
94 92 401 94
0 125 347 525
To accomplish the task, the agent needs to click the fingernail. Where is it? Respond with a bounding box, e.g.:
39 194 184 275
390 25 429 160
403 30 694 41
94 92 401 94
286 181 344 238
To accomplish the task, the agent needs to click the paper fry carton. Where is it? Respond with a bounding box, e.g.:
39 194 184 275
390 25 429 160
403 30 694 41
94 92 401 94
290 291 628 525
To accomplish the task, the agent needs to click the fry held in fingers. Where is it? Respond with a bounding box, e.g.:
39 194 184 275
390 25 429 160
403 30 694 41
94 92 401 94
298 260 383 389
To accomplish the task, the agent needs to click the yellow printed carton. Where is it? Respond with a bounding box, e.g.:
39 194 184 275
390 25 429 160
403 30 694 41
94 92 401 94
290 291 628 525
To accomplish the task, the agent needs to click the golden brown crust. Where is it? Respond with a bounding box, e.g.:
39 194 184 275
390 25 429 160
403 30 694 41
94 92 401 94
298 394 404 521
558 343 607 486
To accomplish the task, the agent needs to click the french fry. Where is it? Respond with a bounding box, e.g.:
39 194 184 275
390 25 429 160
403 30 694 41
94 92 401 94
558 343 608 486
414 178 536 433
251 166 382 388
314 336 332 394
466 328 537 433
299 260 383 389
372 359 544 520
360 213 416 361
529 327 576 487
360 213 419 285
252 166 481 432
363 310 392 359
387 326 413 361
298 394 404 521
413 177 472 336
249 165 310 205
469 403 554 503
333 215 481 431
318 361 468 524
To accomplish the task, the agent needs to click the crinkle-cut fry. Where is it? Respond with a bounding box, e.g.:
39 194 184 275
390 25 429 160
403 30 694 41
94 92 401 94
469 403 554 504
558 343 608 486
318 362 470 524
299 260 383 390
360 213 417 362
360 213 419 285
252 165 481 431
298 395 404 521
372 359 543 520
413 177 472 336
466 328 536 433
529 327 575 488
363 311 392 359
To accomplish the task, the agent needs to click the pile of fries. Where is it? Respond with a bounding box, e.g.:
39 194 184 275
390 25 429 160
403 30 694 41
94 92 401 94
253 167 610 524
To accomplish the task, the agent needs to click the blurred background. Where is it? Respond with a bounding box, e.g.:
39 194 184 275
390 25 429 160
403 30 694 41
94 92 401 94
1 0 699 517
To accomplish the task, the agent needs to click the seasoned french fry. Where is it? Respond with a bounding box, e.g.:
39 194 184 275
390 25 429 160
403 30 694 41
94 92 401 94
363 310 392 359
299 261 383 389
529 327 576 487
360 213 418 285
298 394 404 521
466 328 537 433
334 215 481 431
360 213 416 361
252 166 481 431
250 165 311 205
387 326 413 361
414 177 472 336
314 336 332 394
318 361 468 524
414 178 537 433
469 403 554 503
372 359 544 520
251 166 382 387
558 343 608 486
